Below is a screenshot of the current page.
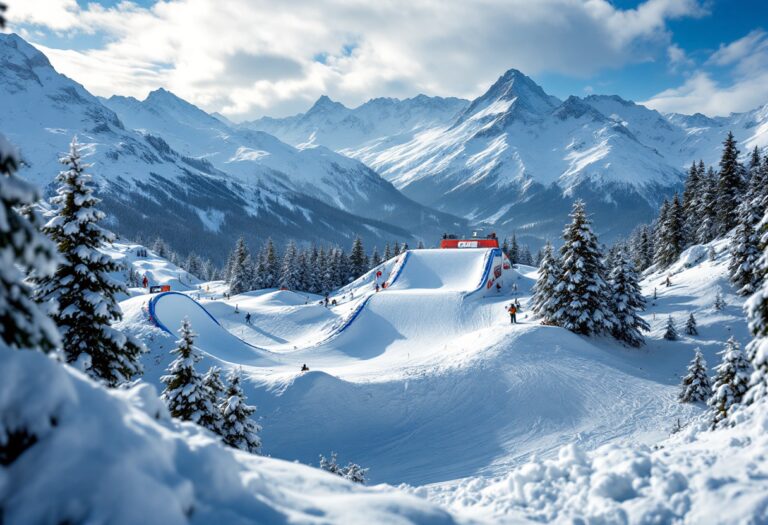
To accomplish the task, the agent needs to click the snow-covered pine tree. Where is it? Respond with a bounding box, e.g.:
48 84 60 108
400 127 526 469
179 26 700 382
709 337 752 425
609 253 649 347
681 161 701 245
509 233 520 264
201 366 226 435
417 240 425 249
685 313 698 336
531 242 560 323
220 369 262 454
185 252 204 279
319 452 368 484
729 147 764 296
228 237 251 295
519 245 533 266
279 240 301 290
349 236 367 280
654 193 684 269
161 318 214 424
152 237 169 259
629 225 654 271
663 315 678 340
696 167 719 244
729 200 761 295
744 204 768 403
295 248 310 292
263 238 280 288
393 241 401 256
715 289 726 311
550 201 615 335
370 246 382 269
35 138 144 385
332 248 350 287
679 349 712 403
383 242 392 261
0 133 60 352
716 131 743 236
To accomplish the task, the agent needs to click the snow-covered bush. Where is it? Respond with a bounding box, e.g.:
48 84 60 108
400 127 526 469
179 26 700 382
320 452 369 484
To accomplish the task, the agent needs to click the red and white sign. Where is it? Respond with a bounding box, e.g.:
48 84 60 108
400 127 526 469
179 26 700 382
457 241 479 248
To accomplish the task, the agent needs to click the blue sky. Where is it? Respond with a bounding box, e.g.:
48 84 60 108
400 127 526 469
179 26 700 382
7 0 768 119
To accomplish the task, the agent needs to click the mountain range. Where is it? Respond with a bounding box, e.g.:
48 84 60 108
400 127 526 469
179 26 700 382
246 70 768 244
0 33 463 262
2 31 768 261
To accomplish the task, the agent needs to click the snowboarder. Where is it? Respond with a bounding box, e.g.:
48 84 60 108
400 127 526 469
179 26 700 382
507 303 517 324
234 304 239 314
301 364 309 372
324 294 330 307
495 282 502 293
142 274 149 288
665 275 672 287
375 283 380 293
245 312 251 325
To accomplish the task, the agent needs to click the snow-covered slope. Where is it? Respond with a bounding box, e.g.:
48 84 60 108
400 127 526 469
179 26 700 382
0 33 462 262
123 245 722 489
0 348 466 525
253 70 768 245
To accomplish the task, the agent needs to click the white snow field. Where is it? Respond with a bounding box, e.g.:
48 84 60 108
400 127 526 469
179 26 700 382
124 244 708 492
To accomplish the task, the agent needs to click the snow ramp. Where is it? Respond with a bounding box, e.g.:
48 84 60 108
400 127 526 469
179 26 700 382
149 292 273 365
309 248 508 360
387 248 497 292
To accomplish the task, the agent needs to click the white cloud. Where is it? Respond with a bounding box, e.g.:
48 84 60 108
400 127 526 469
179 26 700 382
666 43 694 72
644 30 768 116
9 0 706 119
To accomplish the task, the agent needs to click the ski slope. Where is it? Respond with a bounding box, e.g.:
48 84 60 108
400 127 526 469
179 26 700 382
130 245 704 488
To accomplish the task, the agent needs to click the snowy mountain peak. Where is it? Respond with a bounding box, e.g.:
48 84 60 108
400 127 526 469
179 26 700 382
456 68 560 125
306 94 347 115
553 95 606 121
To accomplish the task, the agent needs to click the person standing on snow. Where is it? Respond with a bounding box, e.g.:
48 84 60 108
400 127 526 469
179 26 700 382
245 312 252 325
507 303 517 324
142 274 149 288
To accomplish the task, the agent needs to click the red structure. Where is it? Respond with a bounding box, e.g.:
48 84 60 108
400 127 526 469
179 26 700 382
439 233 499 249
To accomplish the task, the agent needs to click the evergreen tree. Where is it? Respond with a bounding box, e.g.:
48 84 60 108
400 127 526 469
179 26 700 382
609 253 649 347
654 193 684 269
550 201 615 335
696 167 718 244
531 242 560 323
319 452 368 484
161 318 213 424
296 248 310 292
417 240 425 249
185 252 203 279
729 201 761 295
685 313 698 336
201 366 226 435
681 161 701 245
709 337 752 425
519 245 533 266
393 241 401 256
715 289 726 311
509 234 520 264
729 147 764 295
263 238 280 288
349 236 368 279
716 131 743 235
383 242 392 261
745 206 768 403
220 369 262 454
370 246 382 269
228 237 251 295
152 237 169 259
35 138 144 385
663 315 678 341
279 240 301 290
0 133 60 352
679 349 712 403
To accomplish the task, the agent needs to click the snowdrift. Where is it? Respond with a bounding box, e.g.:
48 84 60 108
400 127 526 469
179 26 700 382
0 349 465 525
